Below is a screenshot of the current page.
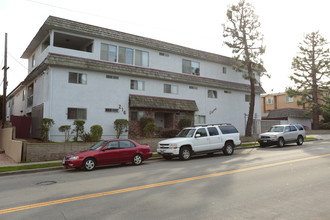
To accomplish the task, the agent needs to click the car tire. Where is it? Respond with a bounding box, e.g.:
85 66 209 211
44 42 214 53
277 137 285 148
297 135 304 145
132 154 143 165
83 158 96 171
179 146 192 161
223 142 235 155
163 155 173 160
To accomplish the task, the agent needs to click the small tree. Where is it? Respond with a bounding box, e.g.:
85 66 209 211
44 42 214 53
71 120 85 141
40 118 55 142
143 121 157 138
114 119 128 138
58 125 71 142
90 125 103 142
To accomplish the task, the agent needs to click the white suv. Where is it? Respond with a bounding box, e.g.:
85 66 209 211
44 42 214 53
157 124 241 160
258 124 306 147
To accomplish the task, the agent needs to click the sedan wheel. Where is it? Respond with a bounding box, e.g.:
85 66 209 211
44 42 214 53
132 154 143 165
83 158 96 171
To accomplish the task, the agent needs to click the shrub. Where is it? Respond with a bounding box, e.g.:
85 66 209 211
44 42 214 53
143 122 157 137
319 122 330 130
90 125 103 142
58 125 71 142
139 117 154 130
114 119 128 138
178 118 192 130
40 118 55 142
159 129 180 138
81 132 92 142
71 120 85 141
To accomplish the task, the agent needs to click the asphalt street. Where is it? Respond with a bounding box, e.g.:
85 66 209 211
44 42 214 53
0 140 330 219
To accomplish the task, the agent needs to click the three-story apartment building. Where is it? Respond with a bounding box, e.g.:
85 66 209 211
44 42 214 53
7 16 264 141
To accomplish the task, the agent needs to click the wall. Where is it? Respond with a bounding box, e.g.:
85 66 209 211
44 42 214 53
0 127 23 162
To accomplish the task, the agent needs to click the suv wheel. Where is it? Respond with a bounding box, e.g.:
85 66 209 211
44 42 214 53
277 137 285 148
223 142 235 155
297 136 304 145
179 146 192 161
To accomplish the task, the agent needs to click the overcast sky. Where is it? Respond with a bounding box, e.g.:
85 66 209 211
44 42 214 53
1 0 329 94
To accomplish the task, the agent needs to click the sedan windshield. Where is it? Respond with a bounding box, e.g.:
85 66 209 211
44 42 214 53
89 141 107 150
269 126 284 132
176 129 196 137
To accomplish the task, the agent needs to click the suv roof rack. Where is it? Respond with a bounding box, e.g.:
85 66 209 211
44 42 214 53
193 123 232 127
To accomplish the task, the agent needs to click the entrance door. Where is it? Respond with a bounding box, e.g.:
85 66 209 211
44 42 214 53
155 112 165 128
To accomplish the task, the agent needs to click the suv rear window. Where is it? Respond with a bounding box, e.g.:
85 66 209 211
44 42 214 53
219 125 239 134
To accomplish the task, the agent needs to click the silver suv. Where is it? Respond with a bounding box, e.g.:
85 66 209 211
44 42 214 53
258 124 306 147
157 124 241 160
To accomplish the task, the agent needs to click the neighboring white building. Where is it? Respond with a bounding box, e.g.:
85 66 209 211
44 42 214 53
7 16 264 141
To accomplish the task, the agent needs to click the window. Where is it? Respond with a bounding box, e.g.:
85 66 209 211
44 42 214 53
119 140 135 149
67 108 87 120
207 127 219 136
135 50 149 67
104 141 119 149
32 55 36 67
222 67 227 74
164 84 178 94
130 80 145 91
68 72 87 84
266 97 274 104
182 59 200 75
189 85 198 90
208 90 217 98
22 90 25 101
219 125 239 134
195 115 206 124
119 46 134 64
101 43 117 62
196 128 208 137
159 52 169 57
130 111 145 121
286 96 294 103
106 75 119 79
245 94 251 102
224 90 232 94
105 108 119 113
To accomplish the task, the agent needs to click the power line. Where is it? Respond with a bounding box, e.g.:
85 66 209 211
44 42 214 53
8 52 27 70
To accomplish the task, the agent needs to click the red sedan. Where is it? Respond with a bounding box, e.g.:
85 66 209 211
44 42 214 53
63 139 152 171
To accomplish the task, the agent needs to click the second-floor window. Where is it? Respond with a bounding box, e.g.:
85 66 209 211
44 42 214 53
208 90 217 98
245 94 251 102
101 43 117 62
119 46 134 65
182 59 200 75
130 80 145 91
266 97 274 104
135 50 149 67
164 84 178 94
69 72 87 84
286 96 294 103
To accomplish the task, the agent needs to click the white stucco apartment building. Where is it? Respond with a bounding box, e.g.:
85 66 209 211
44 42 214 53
7 16 263 141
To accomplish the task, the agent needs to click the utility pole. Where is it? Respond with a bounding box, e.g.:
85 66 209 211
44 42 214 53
2 33 9 128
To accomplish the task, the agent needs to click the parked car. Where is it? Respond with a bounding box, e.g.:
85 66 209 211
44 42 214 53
157 123 241 160
258 124 306 147
63 139 152 171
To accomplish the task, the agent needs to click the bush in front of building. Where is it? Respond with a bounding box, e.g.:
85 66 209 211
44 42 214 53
178 118 192 130
72 120 85 141
41 118 55 142
159 129 180 138
140 117 157 137
114 119 128 138
58 125 71 142
90 125 103 141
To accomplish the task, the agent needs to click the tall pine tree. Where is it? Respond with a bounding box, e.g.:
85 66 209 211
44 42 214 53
287 31 330 129
223 0 266 136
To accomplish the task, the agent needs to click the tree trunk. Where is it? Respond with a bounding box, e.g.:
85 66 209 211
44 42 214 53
245 63 255 137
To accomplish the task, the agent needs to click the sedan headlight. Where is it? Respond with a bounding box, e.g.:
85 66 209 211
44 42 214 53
68 156 79 160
